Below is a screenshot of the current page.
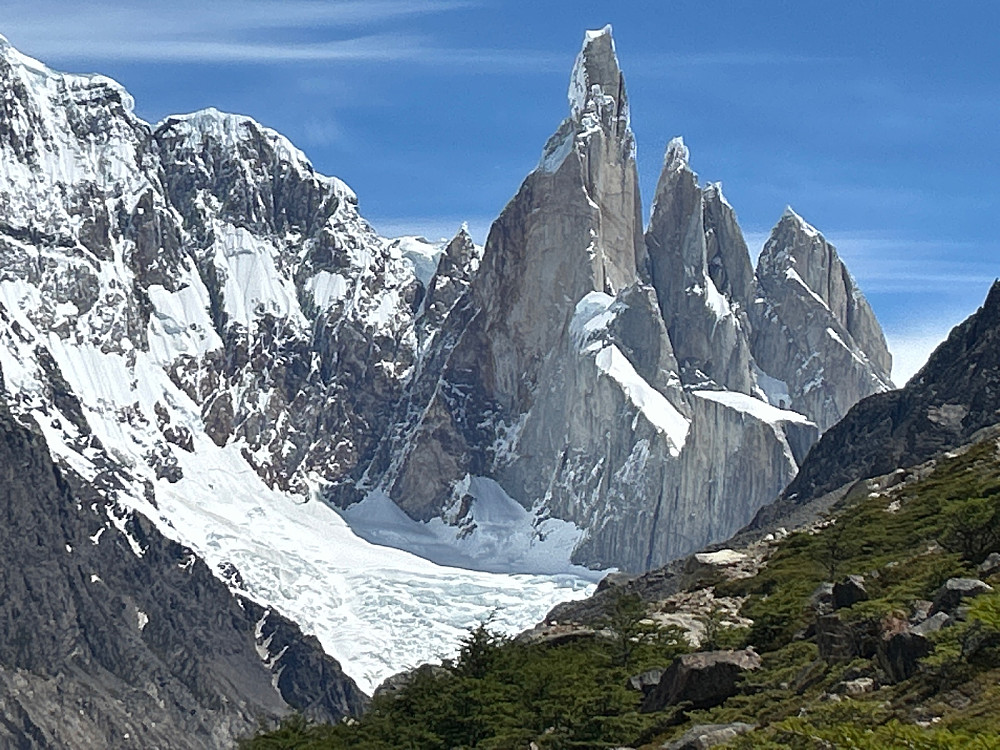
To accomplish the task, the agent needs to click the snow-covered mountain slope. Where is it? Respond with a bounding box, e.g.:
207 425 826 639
0 34 592 697
0 400 368 748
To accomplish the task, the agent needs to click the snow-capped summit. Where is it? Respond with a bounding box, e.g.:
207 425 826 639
569 24 627 126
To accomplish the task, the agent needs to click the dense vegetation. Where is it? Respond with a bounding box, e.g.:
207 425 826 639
241 597 689 749
244 437 1000 748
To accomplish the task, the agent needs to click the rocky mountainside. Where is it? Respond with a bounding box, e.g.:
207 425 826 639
0 23 896 737
0 400 366 748
247 430 1000 748
338 27 892 571
754 278 1000 529
0 31 595 703
246 282 1000 749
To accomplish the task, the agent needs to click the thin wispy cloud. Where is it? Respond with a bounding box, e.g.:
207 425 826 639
628 51 841 71
10 34 432 64
0 0 475 36
0 1 827 73
0 0 565 70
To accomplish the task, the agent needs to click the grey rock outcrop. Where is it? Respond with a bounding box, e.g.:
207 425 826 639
931 578 993 615
640 648 761 712
628 668 666 697
662 722 755 750
878 630 932 683
755 281 1000 529
751 208 894 430
816 614 881 663
980 553 1000 578
912 612 952 637
833 575 869 609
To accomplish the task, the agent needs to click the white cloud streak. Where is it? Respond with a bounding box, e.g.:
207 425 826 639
0 1 822 71
0 0 566 70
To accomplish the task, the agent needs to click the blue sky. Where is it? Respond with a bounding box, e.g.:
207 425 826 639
1 0 997 383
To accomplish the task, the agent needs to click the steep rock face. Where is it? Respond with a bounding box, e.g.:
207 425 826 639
152 109 422 493
0 400 366 749
756 280 1000 527
702 182 756 311
751 209 893 430
369 25 649 520
347 28 825 571
646 139 756 393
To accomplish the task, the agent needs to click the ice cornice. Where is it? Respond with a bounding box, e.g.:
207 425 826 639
0 34 137 115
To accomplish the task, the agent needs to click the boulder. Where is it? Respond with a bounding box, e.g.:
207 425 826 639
979 553 1000 578
832 575 868 610
816 614 880 662
640 649 761 713
661 722 755 749
878 630 931 683
931 578 993 615
911 611 951 637
909 599 934 625
628 667 666 696
838 677 876 695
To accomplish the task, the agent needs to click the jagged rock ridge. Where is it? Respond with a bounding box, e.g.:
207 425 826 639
339 27 892 572
751 208 893 431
